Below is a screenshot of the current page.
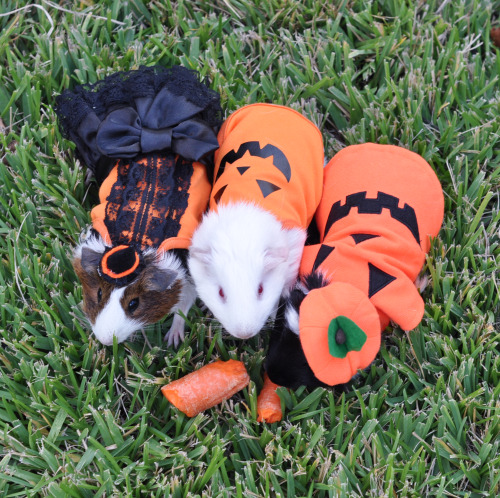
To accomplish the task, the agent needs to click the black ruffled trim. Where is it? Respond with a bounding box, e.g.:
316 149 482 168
55 65 223 183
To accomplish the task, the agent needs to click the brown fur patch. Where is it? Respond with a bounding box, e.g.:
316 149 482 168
73 257 114 324
121 267 182 324
491 27 500 49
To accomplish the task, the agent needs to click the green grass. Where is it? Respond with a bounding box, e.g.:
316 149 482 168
0 0 499 495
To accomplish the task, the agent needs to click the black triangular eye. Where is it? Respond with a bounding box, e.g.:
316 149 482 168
368 263 396 297
216 142 291 183
213 185 228 204
237 166 250 175
256 179 281 198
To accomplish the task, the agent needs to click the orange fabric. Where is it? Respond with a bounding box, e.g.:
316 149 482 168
91 156 211 251
159 161 212 251
257 373 283 423
209 103 324 229
161 360 250 417
299 143 444 385
101 245 140 278
91 165 118 246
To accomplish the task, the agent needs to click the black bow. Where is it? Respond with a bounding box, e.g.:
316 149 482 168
75 87 219 167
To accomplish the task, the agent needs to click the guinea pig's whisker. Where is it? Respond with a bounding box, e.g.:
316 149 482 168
72 310 91 330
276 299 288 312
127 329 141 343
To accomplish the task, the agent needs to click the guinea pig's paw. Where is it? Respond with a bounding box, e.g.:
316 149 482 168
164 314 186 349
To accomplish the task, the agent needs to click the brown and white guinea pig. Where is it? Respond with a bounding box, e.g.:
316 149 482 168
55 65 222 346
72 233 197 347
188 104 324 340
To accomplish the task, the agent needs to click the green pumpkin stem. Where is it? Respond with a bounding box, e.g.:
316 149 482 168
327 316 367 359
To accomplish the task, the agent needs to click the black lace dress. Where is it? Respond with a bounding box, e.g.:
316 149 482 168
56 65 222 284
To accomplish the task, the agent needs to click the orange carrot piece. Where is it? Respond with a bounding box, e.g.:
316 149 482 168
161 359 250 417
257 373 283 423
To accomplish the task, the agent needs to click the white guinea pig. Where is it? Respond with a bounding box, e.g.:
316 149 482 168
189 104 324 340
189 202 306 339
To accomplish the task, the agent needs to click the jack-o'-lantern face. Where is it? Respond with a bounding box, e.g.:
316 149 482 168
210 141 292 207
314 143 444 253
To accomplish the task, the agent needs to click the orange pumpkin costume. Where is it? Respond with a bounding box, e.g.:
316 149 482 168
56 65 222 285
210 103 324 230
297 143 444 386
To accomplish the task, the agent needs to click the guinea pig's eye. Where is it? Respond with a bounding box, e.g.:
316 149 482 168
128 298 140 313
258 283 264 297
97 288 102 303
218 287 225 300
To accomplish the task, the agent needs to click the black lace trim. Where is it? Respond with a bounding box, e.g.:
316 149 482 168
105 153 193 249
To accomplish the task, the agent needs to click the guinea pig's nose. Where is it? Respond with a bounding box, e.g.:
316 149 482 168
237 330 256 340
94 331 116 346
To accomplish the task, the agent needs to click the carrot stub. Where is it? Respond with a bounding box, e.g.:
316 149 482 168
161 359 250 417
257 373 283 423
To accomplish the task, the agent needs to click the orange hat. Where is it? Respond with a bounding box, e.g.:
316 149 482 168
209 103 324 230
297 143 444 385
299 282 381 385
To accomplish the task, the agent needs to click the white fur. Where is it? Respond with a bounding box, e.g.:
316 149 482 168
285 279 310 336
285 305 300 336
73 229 109 260
151 247 184 276
151 248 197 347
93 287 143 345
163 275 197 348
188 202 306 339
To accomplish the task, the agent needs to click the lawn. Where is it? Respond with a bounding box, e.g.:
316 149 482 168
0 0 499 496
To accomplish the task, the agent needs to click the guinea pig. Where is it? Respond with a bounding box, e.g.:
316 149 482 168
72 232 197 347
189 201 306 340
188 104 324 340
264 272 331 389
267 143 444 389
55 65 222 346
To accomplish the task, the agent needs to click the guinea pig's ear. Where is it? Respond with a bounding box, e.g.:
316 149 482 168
144 269 178 292
264 247 288 270
282 227 307 290
189 247 212 266
284 227 307 265
80 247 102 275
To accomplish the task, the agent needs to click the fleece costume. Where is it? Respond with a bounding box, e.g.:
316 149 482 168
55 65 222 285
210 103 324 230
296 144 444 386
